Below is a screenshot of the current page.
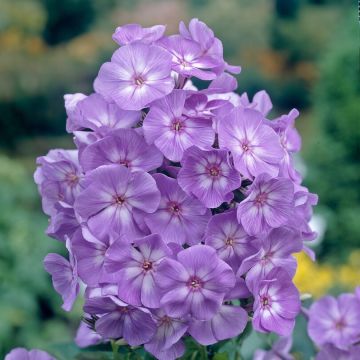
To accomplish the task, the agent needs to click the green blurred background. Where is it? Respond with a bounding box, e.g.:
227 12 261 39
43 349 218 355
0 0 358 358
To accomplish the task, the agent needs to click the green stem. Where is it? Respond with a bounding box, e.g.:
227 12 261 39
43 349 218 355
111 340 120 360
200 345 208 360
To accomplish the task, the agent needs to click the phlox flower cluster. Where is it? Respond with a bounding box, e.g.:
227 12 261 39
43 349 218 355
33 19 320 359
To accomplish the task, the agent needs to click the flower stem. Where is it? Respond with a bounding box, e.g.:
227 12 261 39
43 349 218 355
111 340 120 360
200 345 208 360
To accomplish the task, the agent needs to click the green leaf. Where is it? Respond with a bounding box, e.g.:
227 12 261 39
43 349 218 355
48 343 81 360
213 353 229 360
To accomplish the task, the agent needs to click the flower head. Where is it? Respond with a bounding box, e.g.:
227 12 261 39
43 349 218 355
74 164 160 239
156 244 235 320
5 348 55 360
237 174 294 235
218 107 284 178
75 321 102 348
71 229 116 287
46 202 79 242
204 209 257 268
238 227 302 291
83 295 156 345
316 344 360 360
308 293 360 350
34 149 82 215
143 90 215 162
189 304 248 345
178 146 241 208
94 43 174 110
145 174 211 245
80 128 163 173
253 267 300 336
105 234 171 308
112 23 165 45
66 93 140 134
239 90 273 116
179 18 240 75
145 309 188 359
43 239 79 311
158 35 219 80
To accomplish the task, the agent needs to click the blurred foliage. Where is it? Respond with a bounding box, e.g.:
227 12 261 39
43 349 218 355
275 0 300 19
42 0 95 45
305 15 360 260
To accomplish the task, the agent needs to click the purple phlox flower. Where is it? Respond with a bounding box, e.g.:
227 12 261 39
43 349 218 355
218 107 284 179
112 23 165 45
238 90 273 117
183 93 228 120
144 174 211 245
252 267 300 336
46 201 79 242
43 238 79 311
267 109 302 182
253 336 294 360
144 309 188 359
143 90 215 162
208 72 239 93
211 99 237 133
237 174 294 236
179 18 240 75
269 109 301 153
74 164 160 239
80 128 163 173
85 283 119 299
158 35 220 80
83 295 156 345
226 276 251 300
75 319 102 348
178 146 241 208
189 303 248 345
146 339 185 360
66 93 140 134
5 348 55 360
105 234 171 308
286 187 318 241
73 130 102 156
64 92 87 131
308 293 360 350
187 73 238 118
238 227 302 292
302 244 316 262
204 209 257 269
316 344 360 360
71 228 118 286
223 61 242 75
356 286 360 301
179 18 220 58
34 149 82 215
156 244 236 320
94 43 174 111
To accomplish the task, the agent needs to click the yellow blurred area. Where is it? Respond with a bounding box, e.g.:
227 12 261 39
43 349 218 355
294 251 360 298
